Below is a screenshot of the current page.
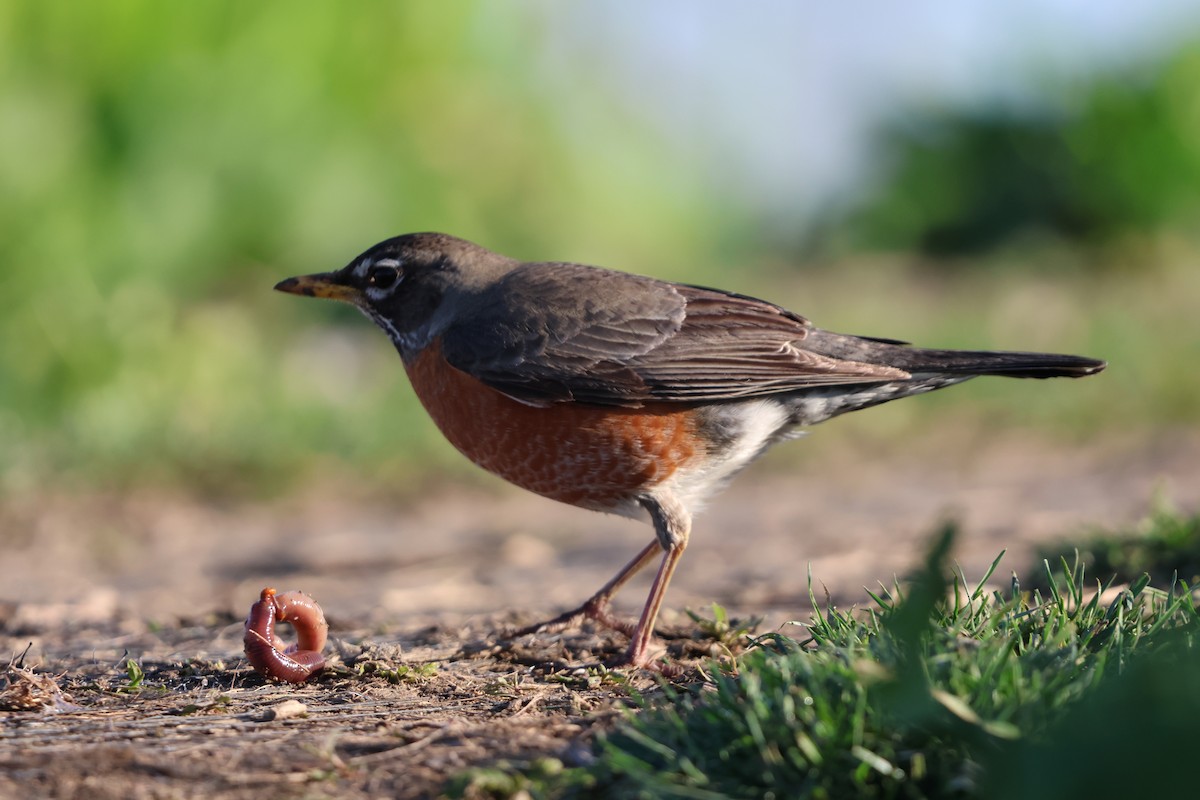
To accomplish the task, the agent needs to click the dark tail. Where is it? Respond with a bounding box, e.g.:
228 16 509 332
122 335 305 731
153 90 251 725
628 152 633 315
886 347 1105 379
808 331 1107 379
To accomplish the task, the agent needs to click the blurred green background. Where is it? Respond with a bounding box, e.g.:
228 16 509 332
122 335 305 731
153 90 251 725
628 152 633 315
2 1 1198 499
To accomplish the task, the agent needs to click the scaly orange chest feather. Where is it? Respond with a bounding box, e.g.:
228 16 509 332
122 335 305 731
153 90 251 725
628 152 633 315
403 340 704 510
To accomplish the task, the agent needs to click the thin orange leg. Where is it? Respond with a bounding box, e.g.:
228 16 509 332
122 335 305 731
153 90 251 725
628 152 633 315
512 540 661 638
513 493 692 671
623 541 686 669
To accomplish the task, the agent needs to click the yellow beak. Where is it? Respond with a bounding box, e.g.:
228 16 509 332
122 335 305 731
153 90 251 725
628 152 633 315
274 272 362 303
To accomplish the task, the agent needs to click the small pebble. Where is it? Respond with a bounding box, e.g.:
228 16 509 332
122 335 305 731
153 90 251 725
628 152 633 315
253 699 308 722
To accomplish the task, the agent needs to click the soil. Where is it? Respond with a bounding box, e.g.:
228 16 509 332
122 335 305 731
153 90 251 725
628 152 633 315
2 430 1198 799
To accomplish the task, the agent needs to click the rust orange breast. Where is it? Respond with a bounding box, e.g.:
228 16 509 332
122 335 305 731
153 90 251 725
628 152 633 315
403 340 705 510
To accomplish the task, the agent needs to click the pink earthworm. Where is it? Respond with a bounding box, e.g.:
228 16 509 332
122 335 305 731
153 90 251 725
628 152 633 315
243 587 328 683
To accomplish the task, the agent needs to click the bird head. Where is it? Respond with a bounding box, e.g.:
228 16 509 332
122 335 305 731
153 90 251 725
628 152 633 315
275 232 516 355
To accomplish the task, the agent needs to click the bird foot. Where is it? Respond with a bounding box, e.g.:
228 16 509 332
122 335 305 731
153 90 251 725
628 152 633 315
604 648 682 678
499 605 690 677
508 604 684 676
510 595 640 639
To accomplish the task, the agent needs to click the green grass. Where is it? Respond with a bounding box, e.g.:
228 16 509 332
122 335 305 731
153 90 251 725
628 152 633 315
1030 503 1200 591
455 519 1199 799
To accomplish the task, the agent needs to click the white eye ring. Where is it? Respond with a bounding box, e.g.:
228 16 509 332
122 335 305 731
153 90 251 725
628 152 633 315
365 259 403 292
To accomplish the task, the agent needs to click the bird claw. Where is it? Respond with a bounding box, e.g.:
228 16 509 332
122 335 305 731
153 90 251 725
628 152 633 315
506 599 686 676
510 596 640 639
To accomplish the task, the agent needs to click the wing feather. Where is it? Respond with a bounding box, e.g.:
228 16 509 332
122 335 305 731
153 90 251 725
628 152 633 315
439 263 907 407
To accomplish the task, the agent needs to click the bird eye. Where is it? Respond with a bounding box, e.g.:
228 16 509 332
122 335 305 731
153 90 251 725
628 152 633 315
366 264 400 289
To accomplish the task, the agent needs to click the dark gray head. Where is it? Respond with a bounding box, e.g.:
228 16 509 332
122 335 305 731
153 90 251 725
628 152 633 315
275 232 519 353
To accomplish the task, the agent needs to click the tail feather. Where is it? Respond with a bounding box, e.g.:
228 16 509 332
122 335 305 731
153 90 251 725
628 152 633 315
806 330 1107 379
889 348 1106 379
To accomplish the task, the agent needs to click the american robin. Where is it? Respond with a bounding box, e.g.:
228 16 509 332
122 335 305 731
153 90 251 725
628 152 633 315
275 232 1105 670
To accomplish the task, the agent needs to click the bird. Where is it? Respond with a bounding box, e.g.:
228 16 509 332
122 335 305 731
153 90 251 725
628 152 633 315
275 232 1105 670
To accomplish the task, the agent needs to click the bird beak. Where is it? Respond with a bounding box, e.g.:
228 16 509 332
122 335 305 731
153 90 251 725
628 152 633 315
274 272 361 303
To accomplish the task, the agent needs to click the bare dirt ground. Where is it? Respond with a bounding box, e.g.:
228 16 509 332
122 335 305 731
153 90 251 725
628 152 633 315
2 430 1198 799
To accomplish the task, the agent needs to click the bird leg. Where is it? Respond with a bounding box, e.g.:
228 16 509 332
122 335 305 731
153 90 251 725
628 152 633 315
511 540 661 639
622 494 690 670
511 493 692 671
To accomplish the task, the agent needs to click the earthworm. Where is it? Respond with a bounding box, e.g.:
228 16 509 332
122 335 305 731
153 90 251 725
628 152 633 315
243 587 328 683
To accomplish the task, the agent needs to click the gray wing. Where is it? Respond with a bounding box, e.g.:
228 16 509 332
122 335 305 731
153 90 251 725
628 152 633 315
439 262 909 407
